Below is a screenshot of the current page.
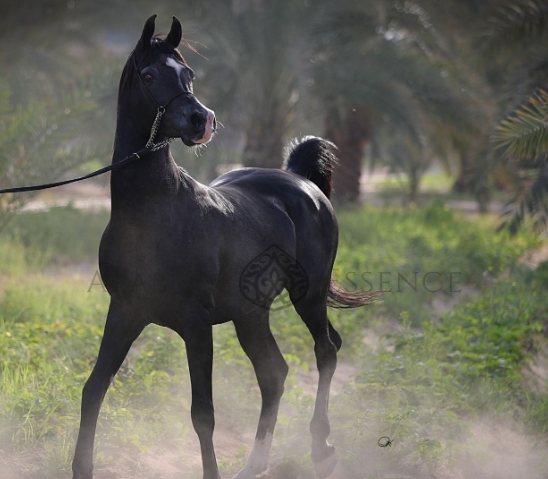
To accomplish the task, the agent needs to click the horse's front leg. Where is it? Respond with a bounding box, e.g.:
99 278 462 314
72 302 143 479
177 316 220 479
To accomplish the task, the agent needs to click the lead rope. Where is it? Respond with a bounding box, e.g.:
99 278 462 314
0 52 187 195
0 105 169 195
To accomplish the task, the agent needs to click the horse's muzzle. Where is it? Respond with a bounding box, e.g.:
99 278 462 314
194 108 216 145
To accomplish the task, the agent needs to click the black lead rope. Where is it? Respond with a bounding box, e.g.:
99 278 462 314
0 107 167 195
0 51 194 196
0 146 147 194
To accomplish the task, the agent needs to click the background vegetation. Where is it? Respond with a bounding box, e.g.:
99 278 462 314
2 0 548 219
1 204 547 478
1 1 548 478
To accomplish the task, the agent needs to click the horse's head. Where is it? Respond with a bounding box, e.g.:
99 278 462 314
129 15 216 147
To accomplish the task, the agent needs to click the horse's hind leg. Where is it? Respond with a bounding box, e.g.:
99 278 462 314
72 303 143 479
293 298 339 478
232 312 289 479
328 320 342 351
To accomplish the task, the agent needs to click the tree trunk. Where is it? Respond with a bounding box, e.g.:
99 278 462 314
324 107 370 203
408 165 421 202
242 120 284 169
453 154 475 193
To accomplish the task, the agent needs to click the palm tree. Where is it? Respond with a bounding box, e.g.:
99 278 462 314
186 0 320 168
312 0 485 203
494 90 548 232
0 76 115 230
484 0 548 232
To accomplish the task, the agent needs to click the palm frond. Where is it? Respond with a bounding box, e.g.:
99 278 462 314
494 89 548 159
480 0 548 57
499 164 548 234
0 73 116 229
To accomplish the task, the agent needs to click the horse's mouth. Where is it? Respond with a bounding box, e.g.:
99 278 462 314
181 137 197 147
181 115 217 147
194 111 216 145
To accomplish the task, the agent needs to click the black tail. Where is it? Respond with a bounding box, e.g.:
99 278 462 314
283 136 338 199
284 136 382 308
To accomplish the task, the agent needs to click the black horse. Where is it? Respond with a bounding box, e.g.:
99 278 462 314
71 15 375 479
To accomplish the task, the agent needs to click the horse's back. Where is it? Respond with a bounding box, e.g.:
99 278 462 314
210 167 337 254
210 167 334 219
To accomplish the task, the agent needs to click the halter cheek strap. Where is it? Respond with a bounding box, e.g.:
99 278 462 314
133 53 195 151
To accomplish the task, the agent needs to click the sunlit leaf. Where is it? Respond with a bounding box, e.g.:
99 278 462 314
494 89 548 159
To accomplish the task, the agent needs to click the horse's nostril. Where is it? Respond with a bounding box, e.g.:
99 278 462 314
190 111 207 130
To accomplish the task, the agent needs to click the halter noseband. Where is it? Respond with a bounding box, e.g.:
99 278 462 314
132 52 195 152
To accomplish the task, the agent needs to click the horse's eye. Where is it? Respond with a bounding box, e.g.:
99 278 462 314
143 73 154 83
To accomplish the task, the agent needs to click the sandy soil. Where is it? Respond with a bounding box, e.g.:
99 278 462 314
3 181 547 479
3 303 547 479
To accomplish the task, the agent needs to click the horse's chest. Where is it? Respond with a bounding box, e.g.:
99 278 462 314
98 221 214 301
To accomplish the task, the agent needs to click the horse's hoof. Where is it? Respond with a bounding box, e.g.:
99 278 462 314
313 449 337 478
72 472 93 479
72 474 92 479
72 466 93 479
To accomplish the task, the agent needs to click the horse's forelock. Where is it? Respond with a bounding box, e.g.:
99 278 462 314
150 35 188 64
119 36 189 100
128 38 188 75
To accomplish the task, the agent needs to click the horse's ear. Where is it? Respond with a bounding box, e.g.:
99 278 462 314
166 16 183 48
139 14 157 49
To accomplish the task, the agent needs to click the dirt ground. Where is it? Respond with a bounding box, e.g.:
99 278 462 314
3 179 547 479
3 305 547 479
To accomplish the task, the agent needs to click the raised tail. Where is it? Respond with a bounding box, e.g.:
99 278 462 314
283 136 338 199
284 136 382 308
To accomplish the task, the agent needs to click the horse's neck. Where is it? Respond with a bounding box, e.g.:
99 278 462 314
109 106 181 212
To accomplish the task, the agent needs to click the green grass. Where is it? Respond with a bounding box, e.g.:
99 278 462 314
333 201 539 328
327 270 548 475
2 205 110 266
0 278 195 472
0 203 546 478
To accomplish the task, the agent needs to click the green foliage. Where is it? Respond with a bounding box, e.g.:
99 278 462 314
0 278 195 469
0 205 109 276
526 392 548 434
492 88 548 234
4 206 109 262
0 204 546 478
333 330 463 469
0 237 33 275
495 89 548 160
530 259 548 287
0 78 114 229
480 0 548 57
332 272 548 474
493 87 548 237
485 1 548 234
430 278 544 384
333 201 539 325
316 0 491 201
